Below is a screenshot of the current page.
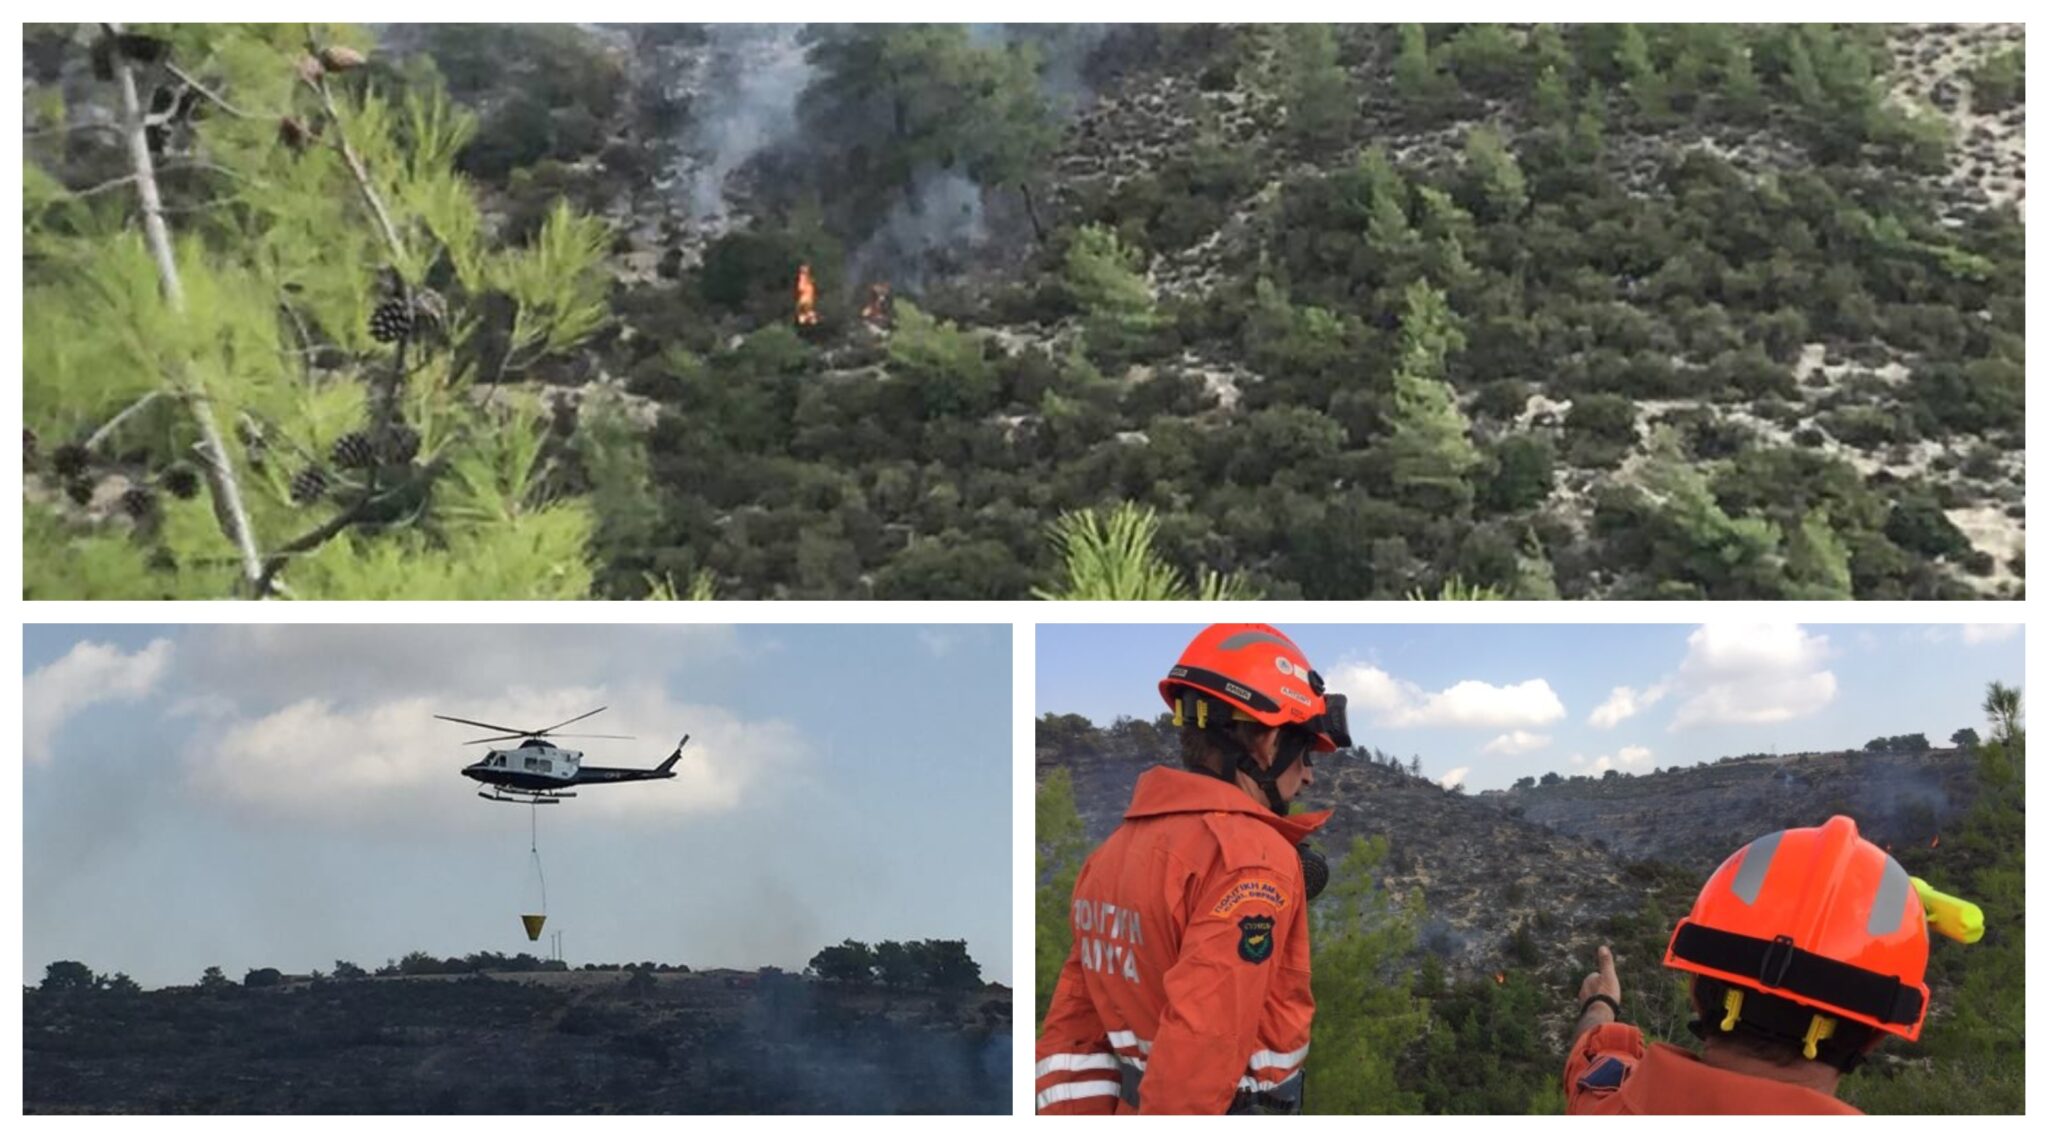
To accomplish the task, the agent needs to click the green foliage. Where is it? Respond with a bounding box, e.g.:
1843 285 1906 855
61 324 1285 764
797 25 1057 234
27 24 2018 601
1037 502 1257 601
1063 225 1162 363
1460 126 1527 221
1968 47 2024 113
1035 768 1090 1026
1385 282 1480 514
23 25 609 599
41 961 98 993
1306 836 1428 1114
1276 24 1355 153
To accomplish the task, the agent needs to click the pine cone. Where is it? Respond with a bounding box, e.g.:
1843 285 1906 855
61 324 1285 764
331 431 376 469
379 424 422 465
65 478 94 506
52 442 91 479
162 464 201 500
277 116 311 154
290 466 330 504
368 298 413 343
295 53 325 84
120 485 157 520
318 45 368 72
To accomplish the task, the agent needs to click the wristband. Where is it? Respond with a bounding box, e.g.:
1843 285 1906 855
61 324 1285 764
1581 993 1622 1018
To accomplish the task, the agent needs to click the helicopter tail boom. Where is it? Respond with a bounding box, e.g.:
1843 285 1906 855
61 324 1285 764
655 735 691 775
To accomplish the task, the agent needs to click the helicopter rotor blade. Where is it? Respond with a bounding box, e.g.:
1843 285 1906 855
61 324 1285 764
545 733 636 740
532 706 608 736
436 714 533 736
462 732 532 746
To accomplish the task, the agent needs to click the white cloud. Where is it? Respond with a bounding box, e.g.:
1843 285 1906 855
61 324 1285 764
182 682 806 829
1962 624 2020 645
1330 663 1566 730
25 639 173 765
181 625 741 713
1669 624 1837 730
1576 745 1654 773
1588 684 1667 729
1439 766 1470 790
1482 730 1550 756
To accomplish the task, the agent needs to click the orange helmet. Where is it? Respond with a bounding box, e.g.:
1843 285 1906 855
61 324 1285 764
1158 623 1349 752
1664 815 1930 1042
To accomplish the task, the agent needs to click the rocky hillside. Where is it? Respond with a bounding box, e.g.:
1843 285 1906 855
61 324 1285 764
1482 746 1975 864
24 969 1010 1114
1042 743 1979 982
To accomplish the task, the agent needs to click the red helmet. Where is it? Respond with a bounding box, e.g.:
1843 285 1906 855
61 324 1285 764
1159 624 1349 751
1664 815 1930 1041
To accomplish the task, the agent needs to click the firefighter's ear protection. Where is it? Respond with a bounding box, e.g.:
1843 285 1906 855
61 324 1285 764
1297 843 1329 901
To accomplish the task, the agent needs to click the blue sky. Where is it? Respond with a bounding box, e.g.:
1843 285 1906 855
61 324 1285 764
1039 623 2022 791
24 624 1011 988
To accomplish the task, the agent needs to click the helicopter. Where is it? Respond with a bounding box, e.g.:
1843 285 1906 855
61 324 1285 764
435 706 689 804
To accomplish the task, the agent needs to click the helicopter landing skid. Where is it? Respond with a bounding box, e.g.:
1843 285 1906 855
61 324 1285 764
477 789 576 804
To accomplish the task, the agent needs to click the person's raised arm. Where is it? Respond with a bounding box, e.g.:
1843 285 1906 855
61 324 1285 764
1572 944 1622 1044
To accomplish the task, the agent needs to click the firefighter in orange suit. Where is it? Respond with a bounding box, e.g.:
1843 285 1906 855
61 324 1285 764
1566 815 1966 1114
1036 623 1349 1114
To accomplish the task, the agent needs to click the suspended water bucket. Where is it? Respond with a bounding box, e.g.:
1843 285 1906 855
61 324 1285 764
521 913 547 942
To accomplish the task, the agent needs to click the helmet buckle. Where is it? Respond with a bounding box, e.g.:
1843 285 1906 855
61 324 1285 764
1759 934 1798 987
1801 1015 1836 1061
1719 988 1744 1032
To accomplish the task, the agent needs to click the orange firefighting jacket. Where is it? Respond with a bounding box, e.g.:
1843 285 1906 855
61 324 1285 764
1036 767 1330 1114
1564 1023 1862 1115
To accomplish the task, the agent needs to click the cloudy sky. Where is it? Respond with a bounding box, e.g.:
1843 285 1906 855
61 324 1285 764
24 624 1011 988
1039 623 2022 792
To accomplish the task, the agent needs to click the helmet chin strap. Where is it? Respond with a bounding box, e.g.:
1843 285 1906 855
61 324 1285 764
1176 693 1311 813
1221 724 1311 814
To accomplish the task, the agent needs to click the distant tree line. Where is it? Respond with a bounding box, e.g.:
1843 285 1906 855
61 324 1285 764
1865 732 1933 753
804 938 984 989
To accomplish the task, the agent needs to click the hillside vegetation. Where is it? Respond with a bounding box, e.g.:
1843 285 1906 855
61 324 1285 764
22 23 2026 598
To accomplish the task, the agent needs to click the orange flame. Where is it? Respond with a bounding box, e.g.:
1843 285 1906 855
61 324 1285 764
861 281 892 327
1931 834 1941 849
1493 972 1506 985
794 263 818 327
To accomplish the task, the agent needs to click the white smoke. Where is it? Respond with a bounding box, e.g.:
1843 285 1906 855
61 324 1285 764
850 169 990 290
677 24 812 223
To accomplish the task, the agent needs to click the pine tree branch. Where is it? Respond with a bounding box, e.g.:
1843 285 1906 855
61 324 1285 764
299 49 407 266
252 457 446 597
162 61 251 119
107 21 267 593
85 391 161 448
23 120 123 140
67 172 141 198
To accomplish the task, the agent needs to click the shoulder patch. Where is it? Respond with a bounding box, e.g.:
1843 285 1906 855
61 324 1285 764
1210 878 1289 917
1576 1056 1629 1093
1237 915 1277 963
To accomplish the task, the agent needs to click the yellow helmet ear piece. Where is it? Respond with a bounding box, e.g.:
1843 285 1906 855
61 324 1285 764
1801 1015 1836 1061
1719 988 1744 1032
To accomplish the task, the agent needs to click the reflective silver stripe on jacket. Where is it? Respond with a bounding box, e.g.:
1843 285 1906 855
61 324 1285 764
1037 1080 1122 1111
1035 1052 1119 1079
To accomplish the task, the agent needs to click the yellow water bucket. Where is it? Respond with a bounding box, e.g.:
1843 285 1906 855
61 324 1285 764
521 914 547 941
